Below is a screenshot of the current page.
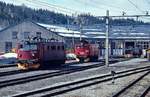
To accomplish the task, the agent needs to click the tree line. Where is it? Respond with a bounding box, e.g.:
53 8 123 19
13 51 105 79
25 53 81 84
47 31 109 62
0 1 148 28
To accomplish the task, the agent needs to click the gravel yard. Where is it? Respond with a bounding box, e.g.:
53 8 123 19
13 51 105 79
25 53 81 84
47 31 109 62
0 66 18 73
0 62 101 82
57 71 150 97
0 58 149 97
145 92 150 97
0 69 59 82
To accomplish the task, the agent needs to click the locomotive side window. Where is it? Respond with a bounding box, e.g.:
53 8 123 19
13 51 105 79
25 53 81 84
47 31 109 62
57 46 60 50
20 44 23 48
51 46 56 50
62 46 64 50
47 46 50 50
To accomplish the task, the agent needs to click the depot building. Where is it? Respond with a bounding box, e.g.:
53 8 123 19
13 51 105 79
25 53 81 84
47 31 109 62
0 20 150 57
0 21 64 53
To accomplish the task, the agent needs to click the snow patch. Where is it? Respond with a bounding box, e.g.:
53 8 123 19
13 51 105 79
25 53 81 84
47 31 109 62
0 53 17 59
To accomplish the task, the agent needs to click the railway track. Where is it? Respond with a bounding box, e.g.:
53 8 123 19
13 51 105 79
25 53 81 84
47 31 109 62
140 86 150 97
0 64 16 68
11 66 150 97
0 62 104 88
0 62 100 77
0 58 130 77
0 61 81 77
0 69 29 77
112 70 150 97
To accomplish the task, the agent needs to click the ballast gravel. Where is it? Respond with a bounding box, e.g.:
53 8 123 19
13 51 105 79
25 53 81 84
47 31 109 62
57 71 150 97
0 58 149 97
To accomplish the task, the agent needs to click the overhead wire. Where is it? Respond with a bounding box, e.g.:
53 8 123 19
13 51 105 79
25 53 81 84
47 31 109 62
126 0 150 22
25 0 83 15
143 0 150 21
146 0 150 5
92 0 145 14
25 0 74 14
89 0 125 12
145 0 150 11
127 0 145 14
35 0 82 13
16 0 150 22
16 0 42 8
75 0 123 13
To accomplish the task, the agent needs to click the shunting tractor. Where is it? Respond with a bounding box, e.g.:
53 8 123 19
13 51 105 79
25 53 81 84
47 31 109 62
74 40 99 62
17 38 66 70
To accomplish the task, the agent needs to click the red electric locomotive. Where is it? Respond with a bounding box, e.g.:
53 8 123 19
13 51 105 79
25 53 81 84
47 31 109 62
74 40 99 62
17 38 66 70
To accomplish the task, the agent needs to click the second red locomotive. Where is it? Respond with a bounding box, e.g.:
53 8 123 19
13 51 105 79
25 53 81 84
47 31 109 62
74 40 99 62
17 38 66 70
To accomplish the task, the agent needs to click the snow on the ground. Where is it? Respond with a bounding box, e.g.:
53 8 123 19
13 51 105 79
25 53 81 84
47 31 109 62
111 58 147 66
0 53 17 59
0 53 17 64
66 53 77 60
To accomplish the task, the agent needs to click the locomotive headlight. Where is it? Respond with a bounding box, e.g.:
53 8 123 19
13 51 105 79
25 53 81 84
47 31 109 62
32 53 35 56
19 54 22 57
85 50 89 53
80 52 85 54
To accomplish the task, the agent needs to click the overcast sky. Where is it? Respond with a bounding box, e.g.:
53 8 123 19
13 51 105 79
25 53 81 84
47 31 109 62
0 0 150 18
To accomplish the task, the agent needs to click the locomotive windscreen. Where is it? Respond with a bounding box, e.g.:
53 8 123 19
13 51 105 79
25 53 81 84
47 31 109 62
19 43 37 51
80 40 89 44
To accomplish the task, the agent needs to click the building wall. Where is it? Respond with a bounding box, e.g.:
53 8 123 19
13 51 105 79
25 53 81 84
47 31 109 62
0 42 5 53
0 21 64 52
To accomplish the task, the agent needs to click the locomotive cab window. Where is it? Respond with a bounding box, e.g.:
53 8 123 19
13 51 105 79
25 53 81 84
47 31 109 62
76 45 81 48
20 43 37 51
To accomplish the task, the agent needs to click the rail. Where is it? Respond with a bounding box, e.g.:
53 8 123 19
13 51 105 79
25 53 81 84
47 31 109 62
11 66 150 97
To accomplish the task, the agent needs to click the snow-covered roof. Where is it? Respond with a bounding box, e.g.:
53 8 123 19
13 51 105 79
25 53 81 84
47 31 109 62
112 37 150 39
59 33 87 38
37 23 80 34
37 22 150 39
0 53 17 59
84 32 105 35
0 27 3 30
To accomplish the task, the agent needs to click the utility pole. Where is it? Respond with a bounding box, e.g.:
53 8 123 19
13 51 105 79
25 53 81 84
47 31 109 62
135 16 139 50
79 18 83 41
72 13 78 46
67 18 73 47
105 10 109 67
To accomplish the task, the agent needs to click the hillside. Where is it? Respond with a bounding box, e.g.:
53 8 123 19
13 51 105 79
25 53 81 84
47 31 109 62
0 1 148 28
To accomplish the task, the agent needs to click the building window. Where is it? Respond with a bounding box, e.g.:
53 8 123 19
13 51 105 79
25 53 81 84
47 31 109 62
36 32 41 38
24 32 30 39
5 42 12 52
12 31 18 39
